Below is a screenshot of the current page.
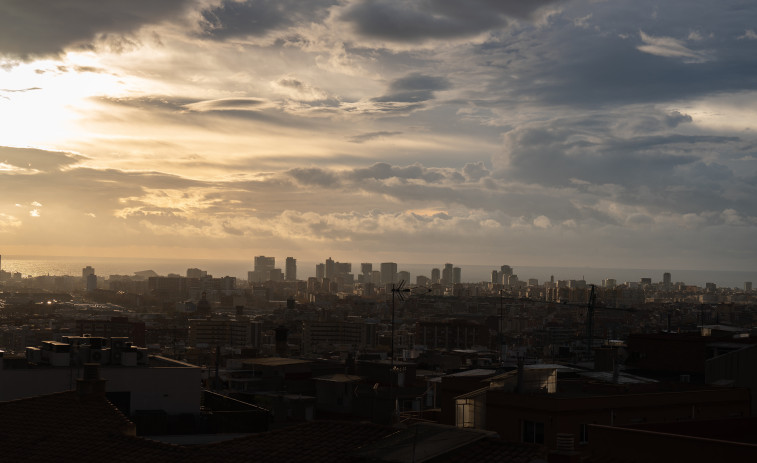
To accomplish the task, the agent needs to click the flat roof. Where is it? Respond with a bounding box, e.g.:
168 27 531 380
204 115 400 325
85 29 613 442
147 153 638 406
314 374 364 383
242 357 312 367
444 369 496 378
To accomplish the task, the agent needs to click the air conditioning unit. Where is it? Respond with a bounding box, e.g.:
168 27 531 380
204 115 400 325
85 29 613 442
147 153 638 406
26 347 42 364
89 348 110 365
135 347 149 365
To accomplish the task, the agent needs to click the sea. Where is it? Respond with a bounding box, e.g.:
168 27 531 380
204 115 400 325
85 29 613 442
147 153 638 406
1 255 754 289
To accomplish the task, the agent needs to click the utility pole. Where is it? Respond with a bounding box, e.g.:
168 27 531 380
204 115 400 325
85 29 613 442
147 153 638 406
586 285 596 360
499 289 504 364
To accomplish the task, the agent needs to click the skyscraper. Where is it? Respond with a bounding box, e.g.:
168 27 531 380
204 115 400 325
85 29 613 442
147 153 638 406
361 263 372 276
251 256 276 283
442 263 453 285
325 257 335 279
380 262 397 285
452 267 461 284
431 268 440 284
254 256 275 273
285 257 297 281
82 266 95 279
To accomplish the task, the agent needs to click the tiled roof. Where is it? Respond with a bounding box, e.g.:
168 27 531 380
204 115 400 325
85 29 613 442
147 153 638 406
427 437 548 463
0 391 548 463
0 391 185 462
190 420 397 462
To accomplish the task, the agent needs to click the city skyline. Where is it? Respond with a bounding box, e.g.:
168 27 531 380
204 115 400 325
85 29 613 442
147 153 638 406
1 1 755 271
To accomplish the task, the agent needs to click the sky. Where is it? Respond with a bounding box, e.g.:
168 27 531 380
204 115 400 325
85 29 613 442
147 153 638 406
0 0 755 271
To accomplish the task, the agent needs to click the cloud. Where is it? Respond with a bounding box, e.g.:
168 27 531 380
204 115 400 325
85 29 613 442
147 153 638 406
184 98 270 112
348 131 403 143
339 0 562 42
372 73 451 107
637 31 712 63
199 0 337 40
0 213 22 232
0 146 83 173
737 29 757 40
0 0 195 59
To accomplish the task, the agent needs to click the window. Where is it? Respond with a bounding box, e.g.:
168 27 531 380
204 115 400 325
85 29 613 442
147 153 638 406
523 420 544 444
455 397 486 429
456 399 476 428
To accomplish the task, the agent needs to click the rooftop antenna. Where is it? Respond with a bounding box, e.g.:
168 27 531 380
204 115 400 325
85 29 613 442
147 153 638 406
390 280 410 369
585 284 597 360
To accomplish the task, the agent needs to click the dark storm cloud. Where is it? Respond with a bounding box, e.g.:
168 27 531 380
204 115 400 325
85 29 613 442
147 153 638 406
373 73 450 103
340 0 562 41
0 0 194 59
497 112 756 217
199 0 338 39
480 0 757 108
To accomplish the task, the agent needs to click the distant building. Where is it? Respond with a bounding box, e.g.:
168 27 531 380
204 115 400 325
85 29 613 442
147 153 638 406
452 267 461 284
380 262 397 285
86 273 97 292
285 257 297 281
186 268 207 279
82 266 95 279
442 263 454 285
188 318 258 347
361 263 372 276
250 256 276 283
398 271 410 284
431 268 441 284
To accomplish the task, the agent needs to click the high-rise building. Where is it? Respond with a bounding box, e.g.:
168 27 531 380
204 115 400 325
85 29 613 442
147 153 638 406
745 282 753 292
82 266 95 279
431 268 440 284
663 272 672 288
398 271 410 284
361 263 372 276
285 257 297 281
86 273 97 292
491 270 499 284
186 268 207 279
500 265 513 277
325 257 335 279
250 256 276 283
254 256 275 273
442 263 453 285
380 262 397 285
316 263 325 280
452 267 461 284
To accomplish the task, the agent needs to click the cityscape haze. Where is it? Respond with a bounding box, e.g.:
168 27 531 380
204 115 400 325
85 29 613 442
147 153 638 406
1 0 756 461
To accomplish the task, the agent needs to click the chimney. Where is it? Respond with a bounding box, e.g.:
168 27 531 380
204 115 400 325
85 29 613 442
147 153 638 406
76 363 107 398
